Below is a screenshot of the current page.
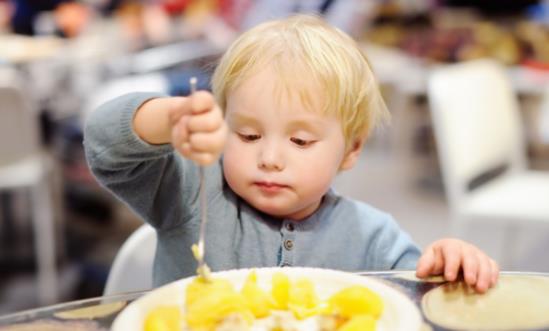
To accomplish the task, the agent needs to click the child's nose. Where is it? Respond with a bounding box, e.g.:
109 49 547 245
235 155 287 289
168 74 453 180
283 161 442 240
258 142 285 171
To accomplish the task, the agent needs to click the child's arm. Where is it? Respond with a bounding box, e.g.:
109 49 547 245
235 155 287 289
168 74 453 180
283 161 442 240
84 92 226 230
415 238 499 293
132 96 182 145
133 91 227 165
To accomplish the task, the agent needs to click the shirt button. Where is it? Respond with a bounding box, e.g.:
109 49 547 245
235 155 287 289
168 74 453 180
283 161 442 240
284 239 294 251
285 223 295 231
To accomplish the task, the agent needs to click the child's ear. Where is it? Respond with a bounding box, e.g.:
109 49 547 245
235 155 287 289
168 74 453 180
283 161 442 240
339 138 365 171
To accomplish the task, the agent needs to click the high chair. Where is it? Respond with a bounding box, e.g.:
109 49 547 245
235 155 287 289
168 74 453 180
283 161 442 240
428 59 549 268
104 224 157 295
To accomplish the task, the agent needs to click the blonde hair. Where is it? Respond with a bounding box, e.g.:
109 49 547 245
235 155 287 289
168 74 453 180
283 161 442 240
211 14 389 148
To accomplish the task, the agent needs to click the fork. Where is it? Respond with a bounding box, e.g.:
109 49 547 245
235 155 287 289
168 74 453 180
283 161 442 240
189 76 211 282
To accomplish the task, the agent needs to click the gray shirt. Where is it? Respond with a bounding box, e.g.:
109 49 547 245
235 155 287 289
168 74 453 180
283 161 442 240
84 92 421 287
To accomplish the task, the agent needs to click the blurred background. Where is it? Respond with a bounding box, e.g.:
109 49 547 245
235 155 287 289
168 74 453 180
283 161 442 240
1 0 549 314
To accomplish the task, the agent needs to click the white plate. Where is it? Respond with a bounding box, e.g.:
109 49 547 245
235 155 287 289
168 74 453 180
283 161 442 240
112 267 422 331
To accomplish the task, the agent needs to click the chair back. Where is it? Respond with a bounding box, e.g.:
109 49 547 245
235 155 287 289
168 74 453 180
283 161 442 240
428 59 526 211
104 224 157 296
539 84 549 144
0 86 40 167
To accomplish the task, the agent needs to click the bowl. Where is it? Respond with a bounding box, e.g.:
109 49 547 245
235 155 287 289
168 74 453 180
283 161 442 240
112 267 422 331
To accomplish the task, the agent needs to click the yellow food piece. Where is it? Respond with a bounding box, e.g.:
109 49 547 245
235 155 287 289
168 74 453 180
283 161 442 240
338 314 376 331
328 285 383 319
289 279 318 307
191 244 202 261
271 272 291 309
185 277 253 330
190 244 212 281
241 271 276 318
144 306 182 331
185 277 233 307
288 278 320 319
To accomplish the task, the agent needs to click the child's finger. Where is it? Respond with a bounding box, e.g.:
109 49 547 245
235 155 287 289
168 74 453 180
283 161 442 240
190 91 216 115
462 251 478 285
187 105 224 133
171 115 190 147
442 244 461 281
189 151 217 166
189 126 227 154
178 137 219 165
490 259 499 286
431 245 444 275
168 97 192 126
178 142 193 159
474 255 492 293
416 248 435 278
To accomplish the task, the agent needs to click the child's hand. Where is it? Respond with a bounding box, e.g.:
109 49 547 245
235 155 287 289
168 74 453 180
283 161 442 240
415 238 499 293
169 91 228 165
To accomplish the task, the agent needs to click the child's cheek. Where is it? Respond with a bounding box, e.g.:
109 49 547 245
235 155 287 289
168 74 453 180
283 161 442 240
296 161 334 197
222 143 249 192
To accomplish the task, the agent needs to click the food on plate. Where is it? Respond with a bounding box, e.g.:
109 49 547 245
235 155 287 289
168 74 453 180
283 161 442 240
144 270 383 331
328 286 383 319
144 306 183 331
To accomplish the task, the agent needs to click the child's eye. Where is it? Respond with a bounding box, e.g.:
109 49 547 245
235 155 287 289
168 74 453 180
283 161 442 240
290 137 315 147
238 133 261 142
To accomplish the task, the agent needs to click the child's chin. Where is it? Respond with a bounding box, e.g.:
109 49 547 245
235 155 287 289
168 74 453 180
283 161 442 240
252 201 292 218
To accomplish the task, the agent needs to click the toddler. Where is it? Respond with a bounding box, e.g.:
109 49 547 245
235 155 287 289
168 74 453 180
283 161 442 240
84 15 498 293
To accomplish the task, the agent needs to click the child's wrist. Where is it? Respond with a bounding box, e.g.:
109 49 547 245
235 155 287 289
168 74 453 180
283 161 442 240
133 97 183 145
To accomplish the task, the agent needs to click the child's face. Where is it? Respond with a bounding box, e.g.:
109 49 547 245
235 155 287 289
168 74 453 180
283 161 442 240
222 68 356 220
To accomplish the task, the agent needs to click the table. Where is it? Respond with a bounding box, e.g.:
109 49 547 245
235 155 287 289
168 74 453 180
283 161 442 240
0 271 548 330
0 35 65 65
362 42 549 96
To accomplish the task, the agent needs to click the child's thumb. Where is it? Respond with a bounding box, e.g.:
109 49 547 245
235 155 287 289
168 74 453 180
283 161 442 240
168 97 192 126
190 90 216 115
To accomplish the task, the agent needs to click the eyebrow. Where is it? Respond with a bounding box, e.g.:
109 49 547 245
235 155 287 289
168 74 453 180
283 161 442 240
228 112 328 134
227 113 259 127
286 119 326 134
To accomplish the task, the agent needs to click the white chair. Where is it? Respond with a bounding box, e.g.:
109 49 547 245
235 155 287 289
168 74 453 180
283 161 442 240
539 84 549 144
104 224 157 296
0 84 58 304
428 59 549 267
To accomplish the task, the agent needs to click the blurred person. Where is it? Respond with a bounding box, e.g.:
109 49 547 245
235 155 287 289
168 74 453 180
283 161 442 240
10 0 66 35
85 15 499 293
113 0 189 48
160 0 191 15
8 0 92 37
171 0 378 50
166 0 379 95
54 1 92 38
0 0 12 32
142 0 189 45
239 0 377 38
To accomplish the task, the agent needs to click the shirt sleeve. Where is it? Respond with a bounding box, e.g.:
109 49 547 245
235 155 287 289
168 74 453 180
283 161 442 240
83 92 202 230
372 214 421 270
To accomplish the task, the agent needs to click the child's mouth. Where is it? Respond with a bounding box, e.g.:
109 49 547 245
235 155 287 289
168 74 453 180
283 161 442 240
254 181 288 193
